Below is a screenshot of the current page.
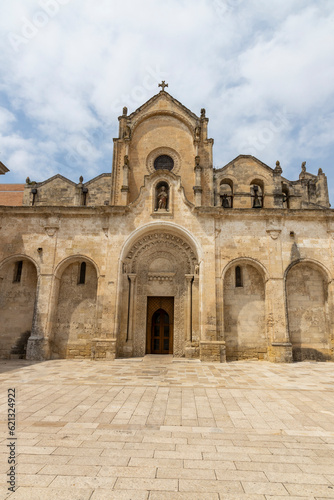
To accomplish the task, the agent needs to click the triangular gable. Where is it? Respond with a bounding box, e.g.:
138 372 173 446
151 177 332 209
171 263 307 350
128 91 200 122
35 174 77 188
215 155 275 175
85 173 111 186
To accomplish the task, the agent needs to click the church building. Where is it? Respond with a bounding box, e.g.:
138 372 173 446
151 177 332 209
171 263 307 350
0 83 333 363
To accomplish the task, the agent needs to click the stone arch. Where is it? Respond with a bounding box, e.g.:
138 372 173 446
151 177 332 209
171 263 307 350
54 255 100 280
285 259 331 361
223 258 267 361
117 224 201 359
50 256 99 359
0 255 39 359
131 110 195 138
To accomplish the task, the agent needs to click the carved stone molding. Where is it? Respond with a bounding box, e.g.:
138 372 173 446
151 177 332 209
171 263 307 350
266 229 281 240
146 147 181 175
148 272 175 283
126 232 197 274
44 226 58 237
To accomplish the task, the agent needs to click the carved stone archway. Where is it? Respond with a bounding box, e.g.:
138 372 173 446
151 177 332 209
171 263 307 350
117 229 200 358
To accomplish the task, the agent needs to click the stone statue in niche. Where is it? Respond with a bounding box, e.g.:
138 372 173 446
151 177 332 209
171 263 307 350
123 126 131 139
195 126 201 141
157 186 168 209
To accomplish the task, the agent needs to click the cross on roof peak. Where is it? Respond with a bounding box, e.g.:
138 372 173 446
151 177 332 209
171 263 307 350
158 81 168 92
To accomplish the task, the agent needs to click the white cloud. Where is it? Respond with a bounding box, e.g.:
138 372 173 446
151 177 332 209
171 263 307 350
0 0 333 191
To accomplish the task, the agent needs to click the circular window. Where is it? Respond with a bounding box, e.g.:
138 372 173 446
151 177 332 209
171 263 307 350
154 155 174 171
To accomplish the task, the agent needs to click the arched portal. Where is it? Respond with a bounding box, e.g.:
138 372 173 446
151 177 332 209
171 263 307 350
117 225 200 358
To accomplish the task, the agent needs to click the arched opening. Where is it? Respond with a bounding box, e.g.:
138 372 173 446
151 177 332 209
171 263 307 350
0 257 38 359
220 179 233 208
118 225 200 358
51 259 98 359
224 262 267 360
155 181 170 211
282 184 289 209
250 180 264 208
286 262 331 361
235 266 243 287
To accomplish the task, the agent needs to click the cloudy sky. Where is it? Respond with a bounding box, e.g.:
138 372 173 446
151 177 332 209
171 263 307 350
1 0 334 200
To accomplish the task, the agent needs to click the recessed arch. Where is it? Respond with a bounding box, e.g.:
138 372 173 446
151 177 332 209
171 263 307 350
223 257 267 360
120 222 202 267
284 258 331 283
0 254 40 275
0 254 38 359
285 259 331 361
54 255 100 280
131 110 195 137
222 257 269 282
51 256 99 359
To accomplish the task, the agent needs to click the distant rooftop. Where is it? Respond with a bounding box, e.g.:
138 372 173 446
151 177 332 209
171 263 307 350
0 184 24 206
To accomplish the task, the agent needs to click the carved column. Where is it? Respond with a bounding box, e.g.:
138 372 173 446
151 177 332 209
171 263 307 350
121 155 129 206
185 274 193 342
193 156 202 207
26 273 53 360
192 274 200 342
127 274 137 343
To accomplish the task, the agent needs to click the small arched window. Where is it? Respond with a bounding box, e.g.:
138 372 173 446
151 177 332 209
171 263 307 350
78 262 86 284
154 155 174 171
220 180 233 208
235 266 243 287
282 184 289 209
250 181 264 208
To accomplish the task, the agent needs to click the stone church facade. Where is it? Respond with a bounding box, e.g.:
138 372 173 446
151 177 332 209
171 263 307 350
0 85 333 363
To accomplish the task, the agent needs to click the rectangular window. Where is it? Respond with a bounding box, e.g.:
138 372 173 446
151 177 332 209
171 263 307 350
13 261 23 283
235 266 243 287
78 262 86 284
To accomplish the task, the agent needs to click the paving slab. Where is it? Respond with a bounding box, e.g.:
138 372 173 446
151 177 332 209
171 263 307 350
0 357 333 498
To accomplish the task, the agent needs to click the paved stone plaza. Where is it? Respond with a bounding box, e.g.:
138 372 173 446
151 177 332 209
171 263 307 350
0 356 334 499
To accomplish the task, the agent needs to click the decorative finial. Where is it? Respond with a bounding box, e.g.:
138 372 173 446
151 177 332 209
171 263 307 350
158 81 168 92
318 168 323 175
25 177 30 184
301 161 306 172
274 160 282 175
201 108 206 118
79 175 83 183
122 106 128 116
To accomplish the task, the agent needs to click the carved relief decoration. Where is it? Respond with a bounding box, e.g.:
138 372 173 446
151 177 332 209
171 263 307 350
125 232 197 274
124 236 198 358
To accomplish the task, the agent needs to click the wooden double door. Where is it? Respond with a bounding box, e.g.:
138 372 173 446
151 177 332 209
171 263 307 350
146 297 174 354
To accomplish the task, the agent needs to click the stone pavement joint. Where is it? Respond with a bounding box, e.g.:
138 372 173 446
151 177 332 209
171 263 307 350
0 357 334 499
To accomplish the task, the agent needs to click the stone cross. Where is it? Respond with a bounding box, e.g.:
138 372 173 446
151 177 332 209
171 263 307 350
159 81 168 92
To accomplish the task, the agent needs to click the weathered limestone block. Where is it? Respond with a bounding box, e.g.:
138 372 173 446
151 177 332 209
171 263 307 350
200 341 226 362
